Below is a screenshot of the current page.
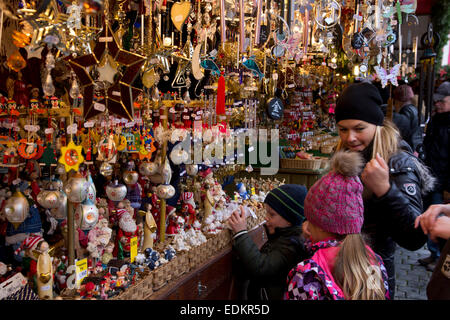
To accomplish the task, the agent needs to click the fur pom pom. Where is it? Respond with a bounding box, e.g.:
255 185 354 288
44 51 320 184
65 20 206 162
331 150 364 177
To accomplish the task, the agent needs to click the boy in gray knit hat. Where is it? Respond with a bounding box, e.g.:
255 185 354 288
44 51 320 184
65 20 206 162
228 184 309 300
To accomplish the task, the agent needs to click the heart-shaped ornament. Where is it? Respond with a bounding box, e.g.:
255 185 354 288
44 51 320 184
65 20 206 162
171 1 191 32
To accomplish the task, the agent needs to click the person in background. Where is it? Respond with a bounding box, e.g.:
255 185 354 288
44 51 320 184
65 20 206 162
415 204 450 299
285 150 389 300
333 82 436 298
228 184 309 300
418 81 450 271
393 84 423 156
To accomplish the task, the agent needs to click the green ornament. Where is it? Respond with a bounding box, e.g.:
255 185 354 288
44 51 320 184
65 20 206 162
40 143 57 166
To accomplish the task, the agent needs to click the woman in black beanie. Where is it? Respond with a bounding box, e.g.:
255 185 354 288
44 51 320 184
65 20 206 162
334 82 436 299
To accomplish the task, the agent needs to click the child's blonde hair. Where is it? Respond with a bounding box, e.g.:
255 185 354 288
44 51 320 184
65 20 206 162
336 120 400 162
333 234 386 300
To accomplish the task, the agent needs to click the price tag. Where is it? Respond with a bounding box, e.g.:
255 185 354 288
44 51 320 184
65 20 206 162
12 179 21 185
24 124 39 132
183 115 190 120
67 124 78 134
113 118 121 124
94 103 106 112
125 121 135 128
84 121 95 128
160 115 167 120
0 272 27 300
45 128 54 134
112 91 121 97
130 237 138 263
197 110 203 115
76 258 88 286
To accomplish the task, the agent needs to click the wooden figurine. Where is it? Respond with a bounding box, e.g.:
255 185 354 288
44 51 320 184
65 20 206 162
36 241 53 300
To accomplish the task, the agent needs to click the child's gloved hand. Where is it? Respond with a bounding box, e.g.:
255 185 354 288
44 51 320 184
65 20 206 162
228 205 247 234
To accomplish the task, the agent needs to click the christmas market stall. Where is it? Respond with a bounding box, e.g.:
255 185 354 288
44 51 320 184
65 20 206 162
0 0 440 300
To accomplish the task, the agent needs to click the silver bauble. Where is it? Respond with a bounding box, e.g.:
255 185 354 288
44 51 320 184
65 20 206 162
123 170 139 185
76 199 99 231
156 184 176 199
37 190 62 209
50 191 67 220
105 180 127 202
64 173 88 203
3 191 29 229
139 162 158 176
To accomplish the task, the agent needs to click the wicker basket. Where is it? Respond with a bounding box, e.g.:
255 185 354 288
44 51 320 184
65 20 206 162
110 269 152 300
216 229 232 250
280 158 322 170
188 241 209 269
152 260 172 291
170 252 189 279
320 145 334 154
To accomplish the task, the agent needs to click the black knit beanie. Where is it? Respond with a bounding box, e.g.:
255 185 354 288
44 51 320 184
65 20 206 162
264 184 307 226
335 82 385 126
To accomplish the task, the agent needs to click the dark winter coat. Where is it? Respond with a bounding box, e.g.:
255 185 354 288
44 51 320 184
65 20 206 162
361 140 435 296
398 103 423 153
232 224 308 300
380 103 422 153
423 112 450 193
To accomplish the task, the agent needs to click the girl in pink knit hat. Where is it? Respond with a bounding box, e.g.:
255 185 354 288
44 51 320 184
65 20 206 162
285 151 389 300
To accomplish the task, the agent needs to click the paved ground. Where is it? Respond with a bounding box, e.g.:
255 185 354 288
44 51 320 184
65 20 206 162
394 244 434 300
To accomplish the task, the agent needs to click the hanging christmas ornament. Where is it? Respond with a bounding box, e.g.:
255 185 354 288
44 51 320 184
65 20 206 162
7 51 27 72
105 180 127 202
97 135 117 163
170 1 191 32
192 44 204 80
3 191 30 229
139 161 159 176
86 174 97 202
123 169 139 185
156 183 176 199
49 191 67 220
64 173 89 203
58 140 85 172
99 161 114 177
37 189 62 209
76 198 99 231
43 52 56 97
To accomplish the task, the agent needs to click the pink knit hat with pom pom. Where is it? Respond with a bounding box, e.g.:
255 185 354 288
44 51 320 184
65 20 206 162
304 151 364 235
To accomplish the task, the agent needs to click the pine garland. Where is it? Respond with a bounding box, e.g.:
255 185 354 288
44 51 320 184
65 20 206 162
431 0 450 67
